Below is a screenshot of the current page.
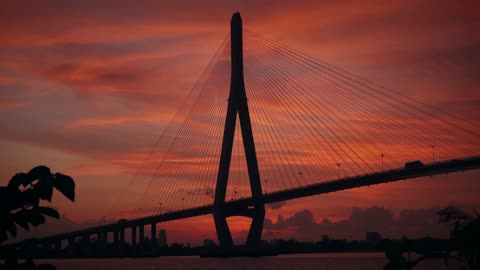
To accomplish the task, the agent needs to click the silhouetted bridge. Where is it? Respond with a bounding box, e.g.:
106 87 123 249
3 155 479 250
2 12 480 252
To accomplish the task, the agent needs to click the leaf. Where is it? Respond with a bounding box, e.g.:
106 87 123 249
0 186 7 196
25 209 46 227
13 210 30 231
6 220 17 238
0 229 6 243
38 206 60 219
0 186 23 210
8 173 29 189
35 178 54 202
21 188 40 208
53 173 75 202
27 166 51 181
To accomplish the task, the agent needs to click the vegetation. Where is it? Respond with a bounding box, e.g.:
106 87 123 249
383 206 480 270
0 165 75 270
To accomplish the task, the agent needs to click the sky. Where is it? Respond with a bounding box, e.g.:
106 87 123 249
1 0 479 245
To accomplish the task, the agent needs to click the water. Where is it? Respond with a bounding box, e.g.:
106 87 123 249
39 253 453 270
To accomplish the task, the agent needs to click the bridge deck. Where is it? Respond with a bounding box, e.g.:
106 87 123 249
3 155 480 247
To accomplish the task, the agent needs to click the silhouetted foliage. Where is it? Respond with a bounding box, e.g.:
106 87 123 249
383 206 480 270
0 166 75 270
438 206 479 270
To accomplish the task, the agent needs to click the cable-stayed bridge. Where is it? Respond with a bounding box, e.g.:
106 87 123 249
4 13 480 251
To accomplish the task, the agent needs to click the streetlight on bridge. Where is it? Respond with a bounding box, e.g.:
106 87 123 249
298 171 303 187
430 144 437 162
380 153 384 171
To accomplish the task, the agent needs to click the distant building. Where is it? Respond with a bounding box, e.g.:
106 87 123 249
203 239 217 247
322 235 330 242
158 229 167 247
270 239 281 247
366 232 382 243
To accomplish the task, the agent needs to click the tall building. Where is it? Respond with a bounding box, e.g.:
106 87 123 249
158 229 167 247
365 232 382 243
203 239 216 247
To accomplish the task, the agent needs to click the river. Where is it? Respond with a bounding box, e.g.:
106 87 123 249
38 252 454 270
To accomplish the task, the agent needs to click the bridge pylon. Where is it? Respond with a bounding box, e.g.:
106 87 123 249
213 12 265 248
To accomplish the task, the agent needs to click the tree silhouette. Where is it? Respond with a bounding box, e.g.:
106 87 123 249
437 206 479 270
0 165 75 270
383 206 480 270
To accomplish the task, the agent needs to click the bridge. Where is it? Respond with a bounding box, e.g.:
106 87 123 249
3 13 480 252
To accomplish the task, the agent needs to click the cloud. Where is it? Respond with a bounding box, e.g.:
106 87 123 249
265 206 449 241
267 201 287 210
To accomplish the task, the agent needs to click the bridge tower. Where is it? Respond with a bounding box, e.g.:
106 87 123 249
213 12 265 247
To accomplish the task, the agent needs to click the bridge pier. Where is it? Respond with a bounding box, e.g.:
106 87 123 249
103 231 107 242
213 210 234 247
131 226 137 247
139 225 145 244
151 223 157 252
113 230 119 243
246 208 266 246
151 223 157 242
120 228 125 243
54 239 61 250
68 237 75 247
213 12 265 248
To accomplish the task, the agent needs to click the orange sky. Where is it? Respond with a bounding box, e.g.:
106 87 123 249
1 0 479 245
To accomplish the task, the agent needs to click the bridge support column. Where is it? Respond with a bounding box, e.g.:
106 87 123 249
120 228 125 243
213 13 265 248
246 208 266 246
113 231 119 243
131 226 137 247
54 239 61 250
151 223 157 253
97 232 102 241
213 211 234 247
101 231 107 242
68 237 75 247
151 223 157 243
139 225 144 244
